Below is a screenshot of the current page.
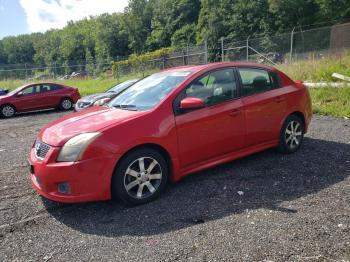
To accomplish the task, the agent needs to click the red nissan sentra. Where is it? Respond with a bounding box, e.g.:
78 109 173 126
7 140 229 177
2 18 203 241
29 62 312 205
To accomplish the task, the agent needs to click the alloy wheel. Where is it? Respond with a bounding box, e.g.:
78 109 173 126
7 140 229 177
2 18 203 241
123 157 163 199
61 99 72 110
2 106 15 117
285 120 303 149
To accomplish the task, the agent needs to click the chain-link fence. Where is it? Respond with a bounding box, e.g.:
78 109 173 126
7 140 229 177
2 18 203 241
1 22 349 81
0 43 208 81
113 43 208 80
222 22 350 65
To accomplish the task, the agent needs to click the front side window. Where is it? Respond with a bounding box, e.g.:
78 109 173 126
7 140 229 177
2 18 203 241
22 85 39 95
238 68 279 96
109 71 192 111
185 68 237 106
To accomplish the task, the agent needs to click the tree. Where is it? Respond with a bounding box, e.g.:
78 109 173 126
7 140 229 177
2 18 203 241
146 0 200 50
123 0 155 53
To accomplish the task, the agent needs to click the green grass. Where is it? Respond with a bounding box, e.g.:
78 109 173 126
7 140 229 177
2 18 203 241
277 52 350 82
0 72 148 96
309 87 350 118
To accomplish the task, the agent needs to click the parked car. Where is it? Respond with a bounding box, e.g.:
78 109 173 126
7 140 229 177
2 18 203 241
0 83 81 118
29 62 312 205
70 71 88 80
0 89 9 95
75 79 139 111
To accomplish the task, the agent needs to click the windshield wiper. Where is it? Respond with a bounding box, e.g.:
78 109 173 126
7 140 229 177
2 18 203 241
112 104 138 111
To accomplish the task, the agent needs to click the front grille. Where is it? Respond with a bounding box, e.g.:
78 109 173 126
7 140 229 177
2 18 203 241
34 140 51 160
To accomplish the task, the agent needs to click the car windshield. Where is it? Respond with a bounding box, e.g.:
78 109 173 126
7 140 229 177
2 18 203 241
107 80 138 93
108 71 192 111
6 85 26 96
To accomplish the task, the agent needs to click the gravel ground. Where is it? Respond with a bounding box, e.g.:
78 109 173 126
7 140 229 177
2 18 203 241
0 111 349 262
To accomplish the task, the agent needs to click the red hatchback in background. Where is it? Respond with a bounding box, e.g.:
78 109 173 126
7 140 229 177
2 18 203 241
29 62 312 205
0 83 81 118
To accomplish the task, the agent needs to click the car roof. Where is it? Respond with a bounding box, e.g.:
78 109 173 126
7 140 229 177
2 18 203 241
161 62 277 74
22 82 64 87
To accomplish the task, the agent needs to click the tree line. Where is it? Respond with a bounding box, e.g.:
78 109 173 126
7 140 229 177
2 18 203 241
0 0 349 72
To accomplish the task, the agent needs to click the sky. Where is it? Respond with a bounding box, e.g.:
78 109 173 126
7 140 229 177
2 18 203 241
0 0 129 39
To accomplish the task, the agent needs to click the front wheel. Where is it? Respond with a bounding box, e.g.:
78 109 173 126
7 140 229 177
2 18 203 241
278 115 304 154
0 104 16 118
112 148 168 205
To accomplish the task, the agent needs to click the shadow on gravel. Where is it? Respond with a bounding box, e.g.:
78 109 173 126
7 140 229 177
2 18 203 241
43 137 350 236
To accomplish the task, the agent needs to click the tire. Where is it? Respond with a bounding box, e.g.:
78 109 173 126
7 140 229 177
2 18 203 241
59 98 73 110
112 147 168 205
278 115 304 154
0 104 16 118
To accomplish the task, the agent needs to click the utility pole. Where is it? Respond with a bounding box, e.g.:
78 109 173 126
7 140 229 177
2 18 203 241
290 27 295 64
221 38 224 62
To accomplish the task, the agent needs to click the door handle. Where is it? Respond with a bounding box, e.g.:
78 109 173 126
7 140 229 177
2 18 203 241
229 109 241 117
274 96 285 103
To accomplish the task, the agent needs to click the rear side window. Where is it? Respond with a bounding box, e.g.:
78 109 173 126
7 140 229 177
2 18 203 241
40 84 62 93
238 68 279 96
185 68 238 106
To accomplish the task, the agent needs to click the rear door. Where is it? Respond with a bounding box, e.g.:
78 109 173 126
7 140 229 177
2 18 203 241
238 67 287 146
38 84 63 108
175 68 245 169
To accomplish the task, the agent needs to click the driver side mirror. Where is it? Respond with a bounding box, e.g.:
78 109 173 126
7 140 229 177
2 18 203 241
180 97 205 110
16 92 23 97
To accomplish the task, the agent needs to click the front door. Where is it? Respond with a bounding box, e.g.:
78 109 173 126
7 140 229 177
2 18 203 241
175 68 245 169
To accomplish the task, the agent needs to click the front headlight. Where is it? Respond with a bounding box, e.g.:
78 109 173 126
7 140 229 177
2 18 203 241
57 132 101 162
93 98 111 106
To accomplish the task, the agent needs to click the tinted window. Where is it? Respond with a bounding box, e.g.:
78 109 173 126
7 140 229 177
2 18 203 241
238 68 279 96
40 84 61 93
185 68 237 106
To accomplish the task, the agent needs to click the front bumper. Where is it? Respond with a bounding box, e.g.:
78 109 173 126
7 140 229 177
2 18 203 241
29 147 120 203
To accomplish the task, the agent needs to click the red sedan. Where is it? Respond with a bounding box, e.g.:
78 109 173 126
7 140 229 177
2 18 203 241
0 83 81 118
29 62 312 205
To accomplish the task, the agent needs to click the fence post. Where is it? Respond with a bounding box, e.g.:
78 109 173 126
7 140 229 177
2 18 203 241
246 36 250 61
204 40 208 64
290 27 295 64
221 37 224 62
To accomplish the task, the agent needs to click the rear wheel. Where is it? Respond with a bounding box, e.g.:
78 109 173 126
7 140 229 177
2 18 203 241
0 105 16 118
59 98 73 110
112 148 168 205
278 115 304 154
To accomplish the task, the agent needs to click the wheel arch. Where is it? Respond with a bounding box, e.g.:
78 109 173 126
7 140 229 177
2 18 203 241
290 111 306 130
1 103 17 110
111 143 173 191
280 111 306 133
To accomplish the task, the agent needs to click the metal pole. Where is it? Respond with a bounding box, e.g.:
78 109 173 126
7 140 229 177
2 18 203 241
290 27 295 64
204 40 208 64
246 36 251 61
221 37 224 62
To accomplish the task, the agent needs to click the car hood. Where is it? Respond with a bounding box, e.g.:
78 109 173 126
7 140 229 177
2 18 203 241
39 106 147 146
79 92 115 103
